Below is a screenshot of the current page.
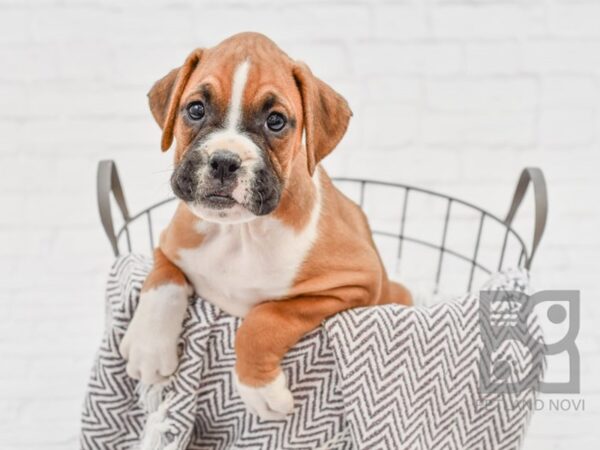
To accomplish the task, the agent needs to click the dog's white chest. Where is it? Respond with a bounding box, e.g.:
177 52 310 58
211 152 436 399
177 217 317 317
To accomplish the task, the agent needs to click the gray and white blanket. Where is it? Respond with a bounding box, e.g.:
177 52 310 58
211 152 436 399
81 254 544 449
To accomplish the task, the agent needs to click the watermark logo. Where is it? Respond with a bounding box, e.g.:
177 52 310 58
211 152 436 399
479 290 580 394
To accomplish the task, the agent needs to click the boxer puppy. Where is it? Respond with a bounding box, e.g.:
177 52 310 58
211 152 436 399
120 32 412 420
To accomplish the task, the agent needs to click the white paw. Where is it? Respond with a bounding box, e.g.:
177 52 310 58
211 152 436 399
234 371 294 420
119 284 189 385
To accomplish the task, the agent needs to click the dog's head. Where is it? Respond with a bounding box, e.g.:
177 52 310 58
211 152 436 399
148 32 351 224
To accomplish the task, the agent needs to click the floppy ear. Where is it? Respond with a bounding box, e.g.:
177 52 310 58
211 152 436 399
292 62 352 175
147 49 203 152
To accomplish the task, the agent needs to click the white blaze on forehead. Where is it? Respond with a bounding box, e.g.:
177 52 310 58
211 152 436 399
193 58 261 224
225 60 250 130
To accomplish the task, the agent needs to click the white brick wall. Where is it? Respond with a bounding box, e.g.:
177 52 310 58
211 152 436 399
1 0 599 448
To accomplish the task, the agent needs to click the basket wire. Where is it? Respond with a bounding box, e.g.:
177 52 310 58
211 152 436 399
97 161 547 297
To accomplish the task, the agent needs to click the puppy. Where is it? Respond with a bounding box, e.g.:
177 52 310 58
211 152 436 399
120 32 412 420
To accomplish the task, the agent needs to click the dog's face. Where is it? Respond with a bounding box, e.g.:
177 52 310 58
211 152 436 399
148 33 351 224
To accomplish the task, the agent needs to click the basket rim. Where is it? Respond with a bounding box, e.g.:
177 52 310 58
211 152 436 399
115 177 530 277
98 160 547 294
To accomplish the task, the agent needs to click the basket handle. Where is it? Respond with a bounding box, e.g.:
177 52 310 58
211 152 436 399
504 167 548 269
97 160 130 256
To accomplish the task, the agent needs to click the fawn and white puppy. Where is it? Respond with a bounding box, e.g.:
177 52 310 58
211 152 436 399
120 32 412 420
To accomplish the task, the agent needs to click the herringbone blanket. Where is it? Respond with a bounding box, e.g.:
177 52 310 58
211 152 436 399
81 254 543 450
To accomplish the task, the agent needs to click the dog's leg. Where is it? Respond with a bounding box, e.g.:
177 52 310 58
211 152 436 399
234 296 354 419
120 248 191 385
386 281 413 306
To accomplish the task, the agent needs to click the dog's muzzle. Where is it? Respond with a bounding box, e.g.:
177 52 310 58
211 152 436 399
171 149 281 217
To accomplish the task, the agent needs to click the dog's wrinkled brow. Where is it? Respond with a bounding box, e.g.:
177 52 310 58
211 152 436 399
182 83 214 104
195 83 213 101
259 91 294 118
261 94 277 113
181 83 218 113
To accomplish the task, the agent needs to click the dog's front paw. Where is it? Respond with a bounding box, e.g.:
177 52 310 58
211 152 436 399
119 285 189 385
120 325 180 385
234 371 294 420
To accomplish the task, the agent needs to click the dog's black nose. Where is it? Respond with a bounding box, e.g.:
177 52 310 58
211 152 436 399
209 151 241 183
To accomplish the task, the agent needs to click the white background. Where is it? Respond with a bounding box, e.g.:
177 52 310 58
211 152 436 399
1 0 599 448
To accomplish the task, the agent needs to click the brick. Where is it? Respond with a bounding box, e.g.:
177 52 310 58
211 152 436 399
17 116 157 154
362 103 418 148
55 44 114 82
0 9 30 44
353 42 462 76
112 44 190 86
31 83 149 118
425 78 538 112
0 421 79 447
186 4 371 43
539 108 595 147
541 76 599 108
0 84 28 118
22 398 83 424
431 5 546 39
28 5 112 44
365 77 422 103
522 41 600 73
52 227 118 256
108 4 196 44
465 42 521 75
540 151 600 183
455 148 533 183
372 4 429 39
285 43 349 80
549 3 600 38
341 147 461 184
419 111 536 147
0 193 26 226
0 44 61 82
0 120 19 153
0 154 56 193
545 181 600 218
21 192 98 228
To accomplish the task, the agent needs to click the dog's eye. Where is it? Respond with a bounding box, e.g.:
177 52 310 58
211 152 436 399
266 112 286 132
186 101 205 121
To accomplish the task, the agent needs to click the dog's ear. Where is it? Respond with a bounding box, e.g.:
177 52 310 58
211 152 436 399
293 62 352 175
148 49 203 152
